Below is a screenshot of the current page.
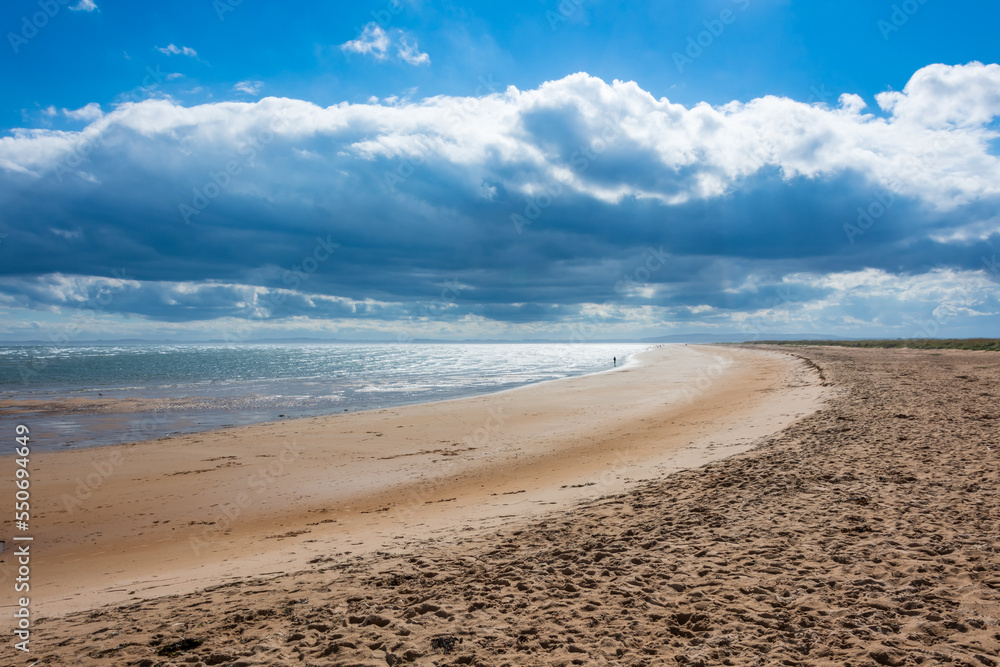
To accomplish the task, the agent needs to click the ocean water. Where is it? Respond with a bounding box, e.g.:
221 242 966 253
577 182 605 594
0 343 648 450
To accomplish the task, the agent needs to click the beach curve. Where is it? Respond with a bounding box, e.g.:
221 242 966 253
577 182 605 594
12 344 828 620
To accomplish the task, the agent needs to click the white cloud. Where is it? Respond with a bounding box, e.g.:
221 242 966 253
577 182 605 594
232 80 264 95
0 273 407 322
341 23 429 66
723 267 999 335
62 103 103 122
340 23 391 60
876 62 1000 128
397 36 430 66
928 214 1000 244
769 268 998 332
1 63 999 214
0 265 996 339
156 44 198 58
69 0 98 11
791 267 993 304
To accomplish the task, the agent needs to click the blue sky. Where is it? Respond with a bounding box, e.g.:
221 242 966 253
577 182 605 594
1 0 999 341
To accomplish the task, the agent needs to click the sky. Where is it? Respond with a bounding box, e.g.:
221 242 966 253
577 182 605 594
0 0 999 342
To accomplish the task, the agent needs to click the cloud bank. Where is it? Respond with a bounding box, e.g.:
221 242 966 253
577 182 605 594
0 63 998 340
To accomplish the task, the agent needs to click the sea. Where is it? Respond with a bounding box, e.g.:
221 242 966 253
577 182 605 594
0 343 649 451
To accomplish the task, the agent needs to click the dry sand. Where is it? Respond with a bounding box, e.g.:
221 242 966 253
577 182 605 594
5 345 999 665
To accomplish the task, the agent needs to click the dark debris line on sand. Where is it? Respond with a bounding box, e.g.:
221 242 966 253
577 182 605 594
14 346 1000 666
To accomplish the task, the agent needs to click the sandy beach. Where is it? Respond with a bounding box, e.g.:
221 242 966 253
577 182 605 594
2 345 824 622
5 344 999 665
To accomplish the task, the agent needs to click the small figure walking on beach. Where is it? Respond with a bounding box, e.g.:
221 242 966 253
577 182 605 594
613 356 617 367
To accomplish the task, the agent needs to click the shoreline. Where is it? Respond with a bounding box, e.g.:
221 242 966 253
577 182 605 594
4 344 827 622
0 345 649 452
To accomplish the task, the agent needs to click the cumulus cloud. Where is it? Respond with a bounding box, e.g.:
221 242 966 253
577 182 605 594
876 62 1000 129
69 0 98 11
0 63 998 338
156 44 198 58
341 23 429 66
7 63 997 209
